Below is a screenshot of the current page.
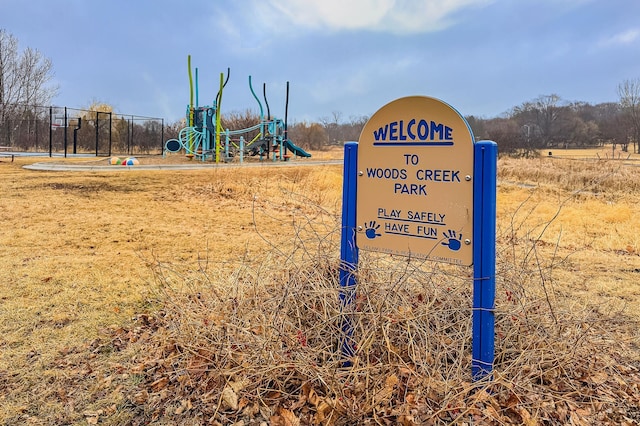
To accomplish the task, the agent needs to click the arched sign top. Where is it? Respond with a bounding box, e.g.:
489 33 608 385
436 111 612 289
359 95 475 149
356 96 475 265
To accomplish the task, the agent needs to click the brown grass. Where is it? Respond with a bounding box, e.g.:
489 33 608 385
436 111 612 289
0 151 639 424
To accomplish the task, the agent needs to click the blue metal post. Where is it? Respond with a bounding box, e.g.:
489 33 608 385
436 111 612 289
339 142 359 363
225 130 230 161
202 113 209 162
472 141 498 380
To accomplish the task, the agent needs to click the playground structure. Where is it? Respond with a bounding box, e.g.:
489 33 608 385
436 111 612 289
164 56 311 162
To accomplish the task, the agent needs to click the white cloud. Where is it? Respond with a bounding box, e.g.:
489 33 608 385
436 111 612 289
258 0 493 35
597 28 640 47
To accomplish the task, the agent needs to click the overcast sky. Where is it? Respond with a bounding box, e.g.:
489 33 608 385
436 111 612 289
1 0 639 123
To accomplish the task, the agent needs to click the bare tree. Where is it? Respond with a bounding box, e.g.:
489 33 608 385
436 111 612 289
20 47 55 106
617 78 640 153
0 29 20 124
484 117 535 157
343 114 368 142
221 108 259 132
318 111 339 145
531 94 562 147
289 121 328 150
509 94 587 148
0 29 58 144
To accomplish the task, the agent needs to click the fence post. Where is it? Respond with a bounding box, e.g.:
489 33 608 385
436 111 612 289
49 107 53 157
129 116 133 155
64 107 68 158
161 118 165 156
95 111 99 156
108 112 112 157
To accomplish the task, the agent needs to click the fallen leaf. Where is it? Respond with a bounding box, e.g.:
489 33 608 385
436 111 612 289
175 399 193 415
308 387 320 407
278 407 300 426
269 415 284 426
83 410 102 425
519 407 537 426
133 390 148 404
575 407 591 417
131 363 146 373
315 400 331 425
569 409 590 426
589 371 609 385
474 389 492 403
150 376 169 392
373 374 398 404
483 405 502 421
230 378 249 393
221 386 239 411
398 414 418 426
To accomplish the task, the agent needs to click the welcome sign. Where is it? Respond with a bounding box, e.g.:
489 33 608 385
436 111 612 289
356 96 475 265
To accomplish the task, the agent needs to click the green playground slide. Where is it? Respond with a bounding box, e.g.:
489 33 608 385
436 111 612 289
284 139 312 158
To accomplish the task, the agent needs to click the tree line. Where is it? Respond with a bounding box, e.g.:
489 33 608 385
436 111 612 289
216 88 640 157
468 85 640 156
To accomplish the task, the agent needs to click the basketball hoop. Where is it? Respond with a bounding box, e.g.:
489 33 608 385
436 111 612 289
51 117 65 130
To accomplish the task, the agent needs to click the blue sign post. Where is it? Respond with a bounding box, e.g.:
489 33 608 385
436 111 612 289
339 142 359 363
338 98 497 381
472 140 498 380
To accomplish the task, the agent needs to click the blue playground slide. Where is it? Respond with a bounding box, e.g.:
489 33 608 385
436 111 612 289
284 139 312 158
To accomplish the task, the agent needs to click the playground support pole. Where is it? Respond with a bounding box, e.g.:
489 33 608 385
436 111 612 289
339 142 359 364
215 72 223 163
263 83 271 120
188 55 194 126
249 76 265 139
187 55 195 156
284 81 290 157
225 131 230 160
248 76 264 120
472 140 498 381
195 67 199 110
239 136 244 163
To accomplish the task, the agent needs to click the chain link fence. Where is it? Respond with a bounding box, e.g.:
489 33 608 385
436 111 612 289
0 104 164 156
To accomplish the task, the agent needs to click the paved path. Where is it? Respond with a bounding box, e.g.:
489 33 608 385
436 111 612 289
23 159 342 172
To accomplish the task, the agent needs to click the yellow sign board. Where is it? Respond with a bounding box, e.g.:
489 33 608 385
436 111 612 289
356 96 474 265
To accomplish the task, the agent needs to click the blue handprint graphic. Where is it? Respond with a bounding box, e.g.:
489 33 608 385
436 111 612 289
363 221 381 239
441 230 462 251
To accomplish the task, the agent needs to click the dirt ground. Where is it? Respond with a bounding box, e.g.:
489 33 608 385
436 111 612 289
0 149 639 424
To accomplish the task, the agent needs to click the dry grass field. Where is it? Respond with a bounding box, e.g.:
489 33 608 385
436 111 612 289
0 147 639 425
